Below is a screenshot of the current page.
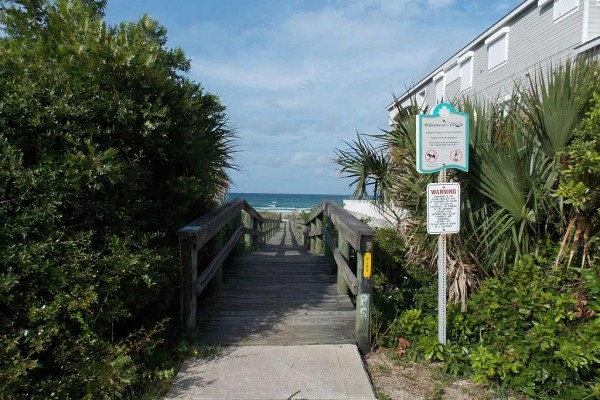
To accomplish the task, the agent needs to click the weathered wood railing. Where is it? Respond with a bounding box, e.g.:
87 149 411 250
177 198 280 330
303 201 375 353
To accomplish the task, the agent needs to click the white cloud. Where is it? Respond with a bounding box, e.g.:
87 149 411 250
172 0 523 193
290 152 331 167
426 0 456 8
192 57 317 91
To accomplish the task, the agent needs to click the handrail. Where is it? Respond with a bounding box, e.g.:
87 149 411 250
303 200 375 353
177 198 280 330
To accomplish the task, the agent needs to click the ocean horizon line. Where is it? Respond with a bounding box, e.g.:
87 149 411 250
229 191 350 197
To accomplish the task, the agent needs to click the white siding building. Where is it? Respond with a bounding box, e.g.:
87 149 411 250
387 0 600 123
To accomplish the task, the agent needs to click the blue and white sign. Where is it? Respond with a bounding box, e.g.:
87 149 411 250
416 103 469 173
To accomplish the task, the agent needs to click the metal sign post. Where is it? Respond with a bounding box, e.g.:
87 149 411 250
417 102 469 345
437 170 447 344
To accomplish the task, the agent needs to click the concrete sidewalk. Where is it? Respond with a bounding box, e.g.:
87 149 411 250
165 344 376 400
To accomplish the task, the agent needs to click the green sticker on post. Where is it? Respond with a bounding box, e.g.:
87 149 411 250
363 252 372 278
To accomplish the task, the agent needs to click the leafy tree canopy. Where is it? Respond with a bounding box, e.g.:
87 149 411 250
0 1 236 397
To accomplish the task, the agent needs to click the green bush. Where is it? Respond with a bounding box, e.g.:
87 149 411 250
0 1 235 398
385 254 600 399
462 255 600 398
372 228 438 346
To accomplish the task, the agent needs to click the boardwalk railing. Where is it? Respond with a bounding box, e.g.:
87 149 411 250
177 198 280 330
303 201 375 352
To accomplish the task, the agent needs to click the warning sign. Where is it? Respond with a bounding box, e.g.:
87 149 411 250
427 183 460 234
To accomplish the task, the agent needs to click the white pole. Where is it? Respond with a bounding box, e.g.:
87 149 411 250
438 169 447 344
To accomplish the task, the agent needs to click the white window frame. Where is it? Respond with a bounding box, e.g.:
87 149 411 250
485 27 510 71
433 71 445 104
388 106 400 126
458 51 474 92
444 62 460 85
416 89 426 109
553 0 579 22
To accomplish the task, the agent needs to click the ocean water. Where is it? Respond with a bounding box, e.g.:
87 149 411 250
228 192 349 213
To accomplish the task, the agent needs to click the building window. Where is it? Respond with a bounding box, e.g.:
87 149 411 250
459 51 474 91
554 0 578 21
434 72 445 104
416 89 426 109
444 64 460 85
485 27 510 71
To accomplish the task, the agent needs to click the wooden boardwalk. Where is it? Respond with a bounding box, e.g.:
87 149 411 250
196 220 356 346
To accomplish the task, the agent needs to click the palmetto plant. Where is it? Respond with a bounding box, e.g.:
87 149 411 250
334 133 392 202
458 96 551 270
335 60 600 308
464 61 600 272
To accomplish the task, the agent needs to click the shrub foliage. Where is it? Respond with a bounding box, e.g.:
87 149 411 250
0 1 236 398
392 253 600 399
348 62 600 398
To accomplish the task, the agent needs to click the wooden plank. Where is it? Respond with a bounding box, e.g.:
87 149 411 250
210 230 224 294
304 200 375 252
194 217 359 347
240 259 330 265
208 303 354 312
177 199 243 246
326 201 375 252
323 226 336 253
179 237 196 330
333 249 358 295
307 229 324 238
225 277 335 285
322 226 358 295
199 314 355 326
337 230 351 295
195 226 244 295
242 227 264 237
242 199 265 222
198 310 354 318
305 202 327 224
219 290 346 298
355 250 373 353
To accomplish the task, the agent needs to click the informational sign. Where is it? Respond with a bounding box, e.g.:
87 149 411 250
427 182 460 234
416 103 469 173
363 252 372 278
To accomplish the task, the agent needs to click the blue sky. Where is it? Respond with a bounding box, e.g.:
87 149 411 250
104 0 522 195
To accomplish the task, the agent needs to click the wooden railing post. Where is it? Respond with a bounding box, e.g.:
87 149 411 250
264 220 268 242
210 231 224 295
179 236 197 330
337 230 350 296
303 222 308 247
243 211 253 248
324 213 334 262
303 200 374 353
309 220 317 253
315 216 323 254
355 242 373 354
252 217 260 247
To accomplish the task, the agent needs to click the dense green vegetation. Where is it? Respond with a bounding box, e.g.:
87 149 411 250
0 1 236 398
337 61 600 398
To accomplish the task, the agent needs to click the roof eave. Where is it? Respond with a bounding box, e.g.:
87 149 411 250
387 0 536 111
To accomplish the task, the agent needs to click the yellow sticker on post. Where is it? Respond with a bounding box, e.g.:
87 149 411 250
363 252 372 278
